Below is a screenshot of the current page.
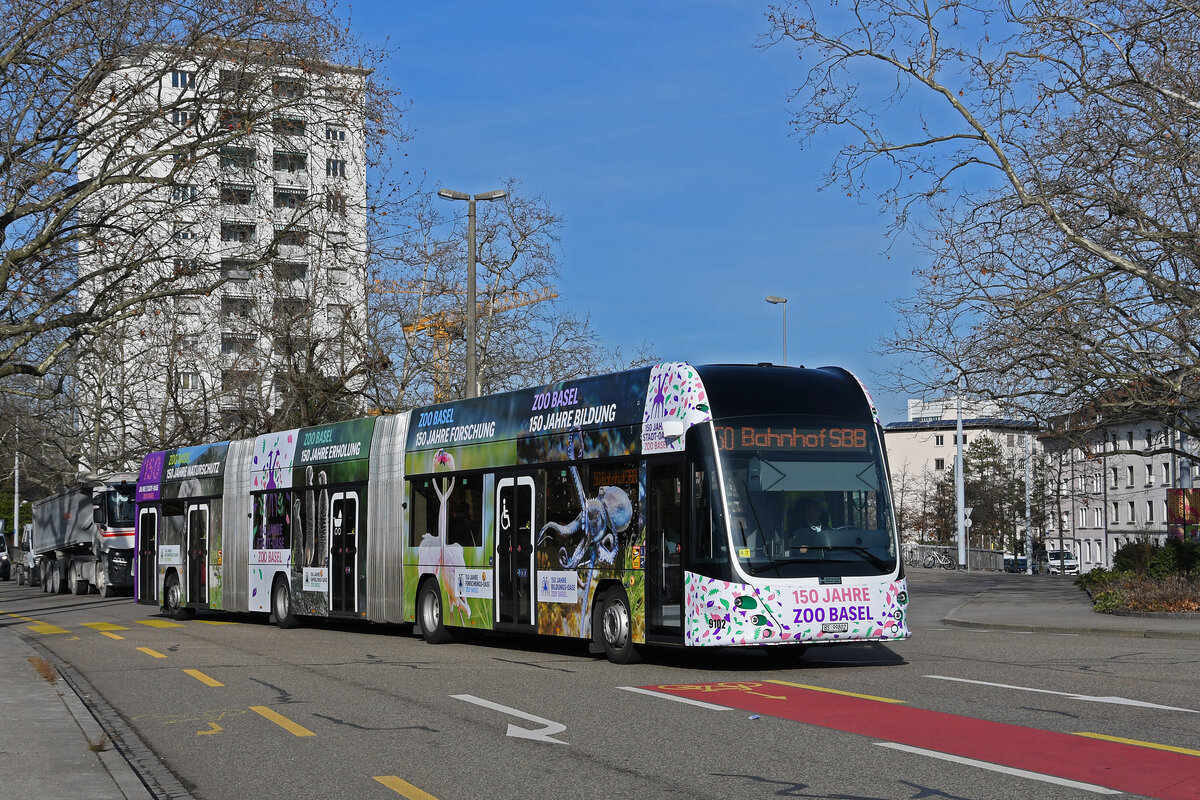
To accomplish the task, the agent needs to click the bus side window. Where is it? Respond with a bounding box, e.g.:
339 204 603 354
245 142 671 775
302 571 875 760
686 455 731 582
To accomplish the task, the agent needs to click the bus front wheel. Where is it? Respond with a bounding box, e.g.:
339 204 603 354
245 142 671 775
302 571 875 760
163 574 194 620
418 580 454 644
600 586 642 664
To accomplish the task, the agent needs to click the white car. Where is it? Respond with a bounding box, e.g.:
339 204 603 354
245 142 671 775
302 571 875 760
1039 549 1079 575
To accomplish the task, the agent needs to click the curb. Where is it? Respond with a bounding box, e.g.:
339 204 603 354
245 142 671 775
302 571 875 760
21 633 196 800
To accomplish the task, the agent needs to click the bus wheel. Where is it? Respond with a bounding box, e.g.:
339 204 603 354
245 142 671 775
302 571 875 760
164 574 193 620
272 578 299 629
600 587 642 664
417 580 453 644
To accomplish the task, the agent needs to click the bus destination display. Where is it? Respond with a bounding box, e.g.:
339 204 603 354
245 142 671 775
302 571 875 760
715 425 869 452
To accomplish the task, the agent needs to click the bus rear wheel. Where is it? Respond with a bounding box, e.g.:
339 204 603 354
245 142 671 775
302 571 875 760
600 586 642 664
417 580 453 644
272 578 299 629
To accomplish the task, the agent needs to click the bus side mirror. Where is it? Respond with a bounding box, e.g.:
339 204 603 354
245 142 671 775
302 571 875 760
92 505 104 524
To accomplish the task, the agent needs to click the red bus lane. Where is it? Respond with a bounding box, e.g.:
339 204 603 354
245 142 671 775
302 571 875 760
644 681 1200 799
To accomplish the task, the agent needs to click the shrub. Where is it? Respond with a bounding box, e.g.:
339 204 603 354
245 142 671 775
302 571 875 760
1091 590 1124 614
1112 541 1156 573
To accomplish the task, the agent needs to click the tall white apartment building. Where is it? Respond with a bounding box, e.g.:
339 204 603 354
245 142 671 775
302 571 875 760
75 43 370 467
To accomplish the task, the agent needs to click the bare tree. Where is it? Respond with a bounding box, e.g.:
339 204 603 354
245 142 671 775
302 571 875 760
368 179 655 409
763 0 1200 451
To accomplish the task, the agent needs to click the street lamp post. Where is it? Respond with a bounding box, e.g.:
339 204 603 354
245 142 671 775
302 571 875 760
765 296 787 365
437 187 508 398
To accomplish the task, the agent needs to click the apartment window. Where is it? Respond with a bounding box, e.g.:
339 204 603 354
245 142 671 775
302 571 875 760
273 260 307 282
272 117 306 136
1111 467 1119 489
1092 474 1102 494
221 259 254 282
1007 433 1015 447
275 228 307 247
273 299 305 319
220 184 254 205
934 435 944 447
326 158 346 178
1145 428 1155 449
273 151 307 173
272 78 305 99
178 372 200 390
222 370 257 394
274 188 307 209
327 304 350 324
326 191 346 215
1017 434 1026 446
330 267 349 286
171 70 195 89
171 184 199 202
1093 508 1103 528
1127 501 1135 524
934 458 945 471
221 335 255 355
1111 502 1119 524
172 221 196 240
220 146 256 170
1146 501 1155 523
219 69 257 97
221 298 254 318
1127 431 1134 449
1077 508 1087 529
325 125 347 142
1146 464 1154 486
1163 462 1171 485
1126 465 1134 487
170 109 198 128
220 222 255 243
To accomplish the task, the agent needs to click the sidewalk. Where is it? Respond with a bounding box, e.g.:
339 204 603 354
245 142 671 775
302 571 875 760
938 571 1200 640
0 623 154 800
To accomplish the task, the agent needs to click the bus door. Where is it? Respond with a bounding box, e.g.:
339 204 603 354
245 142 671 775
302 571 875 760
138 507 158 604
186 503 209 604
495 475 536 626
329 491 359 613
646 460 684 635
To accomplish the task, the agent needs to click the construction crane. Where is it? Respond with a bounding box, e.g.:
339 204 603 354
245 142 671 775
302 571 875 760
370 280 558 402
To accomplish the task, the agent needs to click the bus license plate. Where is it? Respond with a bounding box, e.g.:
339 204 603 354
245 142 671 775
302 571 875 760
822 622 849 633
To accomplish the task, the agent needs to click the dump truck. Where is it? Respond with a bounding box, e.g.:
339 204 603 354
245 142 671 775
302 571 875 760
30 473 137 596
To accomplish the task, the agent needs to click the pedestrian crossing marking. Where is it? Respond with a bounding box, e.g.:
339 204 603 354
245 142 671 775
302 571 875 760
82 622 129 631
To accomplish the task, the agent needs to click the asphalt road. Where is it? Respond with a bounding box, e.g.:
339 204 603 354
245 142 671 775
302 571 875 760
5 571 1199 800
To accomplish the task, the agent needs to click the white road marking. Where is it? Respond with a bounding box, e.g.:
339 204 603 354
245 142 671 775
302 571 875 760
875 742 1122 795
927 674 1198 713
452 694 568 744
617 686 732 711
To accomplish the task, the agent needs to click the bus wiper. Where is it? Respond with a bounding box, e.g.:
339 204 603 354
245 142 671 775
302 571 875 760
825 546 889 571
747 554 825 576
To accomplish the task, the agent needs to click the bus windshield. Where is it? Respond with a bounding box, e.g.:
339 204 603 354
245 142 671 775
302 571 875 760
714 415 898 580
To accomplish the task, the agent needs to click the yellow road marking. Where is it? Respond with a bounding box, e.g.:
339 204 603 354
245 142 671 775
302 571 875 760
1074 732 1200 756
184 669 224 687
137 619 184 628
249 706 315 737
137 647 167 659
196 620 238 625
82 622 129 631
197 722 223 736
100 631 125 640
0 611 68 635
374 776 441 800
767 679 905 704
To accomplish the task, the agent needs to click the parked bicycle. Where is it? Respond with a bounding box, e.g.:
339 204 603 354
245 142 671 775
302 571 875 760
922 549 958 570
903 546 922 568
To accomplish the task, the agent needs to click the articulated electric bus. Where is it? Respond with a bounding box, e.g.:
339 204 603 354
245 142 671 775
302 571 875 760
134 362 909 663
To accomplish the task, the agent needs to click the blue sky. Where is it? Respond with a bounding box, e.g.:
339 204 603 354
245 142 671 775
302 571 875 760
346 1 923 423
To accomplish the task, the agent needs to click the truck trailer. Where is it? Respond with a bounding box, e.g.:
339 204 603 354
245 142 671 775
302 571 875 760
30 474 136 596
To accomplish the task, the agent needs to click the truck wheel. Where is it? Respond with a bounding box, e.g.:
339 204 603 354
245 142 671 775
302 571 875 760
417 580 453 644
70 563 87 595
600 586 642 664
17 569 25 586
272 578 299 629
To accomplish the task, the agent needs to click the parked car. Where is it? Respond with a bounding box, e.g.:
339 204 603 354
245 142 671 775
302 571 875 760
1003 555 1030 573
0 536 10 581
1037 549 1080 575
